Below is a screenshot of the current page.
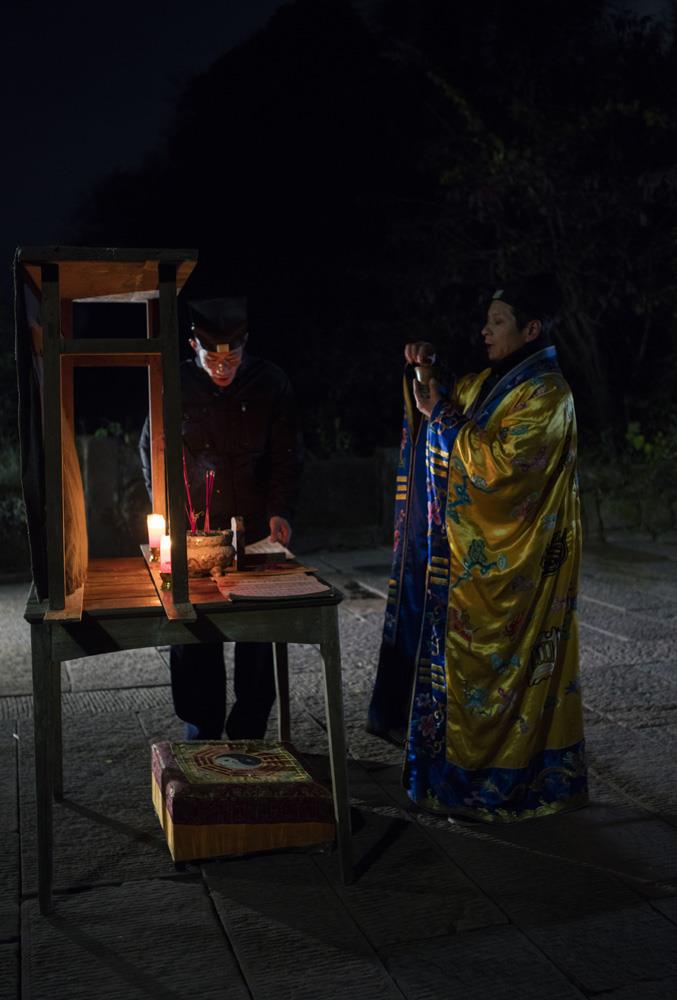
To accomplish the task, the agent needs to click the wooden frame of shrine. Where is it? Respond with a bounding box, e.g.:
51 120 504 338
16 245 197 619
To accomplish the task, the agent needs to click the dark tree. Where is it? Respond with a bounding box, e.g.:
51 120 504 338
73 0 677 453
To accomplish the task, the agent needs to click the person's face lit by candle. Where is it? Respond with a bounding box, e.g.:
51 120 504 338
190 334 247 388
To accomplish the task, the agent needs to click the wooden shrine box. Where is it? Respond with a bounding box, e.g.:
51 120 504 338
15 246 197 620
16 249 353 913
151 740 335 862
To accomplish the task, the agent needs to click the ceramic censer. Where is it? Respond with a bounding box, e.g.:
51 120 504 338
186 530 235 577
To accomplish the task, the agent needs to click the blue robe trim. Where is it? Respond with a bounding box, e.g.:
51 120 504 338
367 412 429 740
406 738 588 820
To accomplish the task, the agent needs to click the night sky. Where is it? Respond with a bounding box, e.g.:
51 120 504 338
0 0 669 294
1 0 287 293
0 0 677 454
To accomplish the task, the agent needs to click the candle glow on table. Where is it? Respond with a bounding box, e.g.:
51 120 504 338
147 514 165 552
159 535 172 573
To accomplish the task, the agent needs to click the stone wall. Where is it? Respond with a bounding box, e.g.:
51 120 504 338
77 435 150 558
293 448 399 551
3 438 677 576
578 463 677 542
77 436 400 558
76 438 677 554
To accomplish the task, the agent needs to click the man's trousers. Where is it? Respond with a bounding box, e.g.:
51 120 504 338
169 642 276 740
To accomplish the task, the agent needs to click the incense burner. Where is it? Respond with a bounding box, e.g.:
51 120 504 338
186 530 235 577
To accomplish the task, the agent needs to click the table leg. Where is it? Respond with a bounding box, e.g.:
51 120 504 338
319 608 353 885
273 642 291 742
31 624 56 914
50 657 63 801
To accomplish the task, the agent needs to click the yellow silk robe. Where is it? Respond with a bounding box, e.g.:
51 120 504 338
404 349 588 821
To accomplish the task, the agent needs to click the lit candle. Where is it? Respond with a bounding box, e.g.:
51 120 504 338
147 514 165 554
159 534 172 573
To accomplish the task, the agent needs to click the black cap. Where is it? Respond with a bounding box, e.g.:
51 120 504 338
490 274 561 324
188 297 248 350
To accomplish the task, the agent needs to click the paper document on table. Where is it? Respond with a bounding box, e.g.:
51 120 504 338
228 573 330 601
245 538 295 560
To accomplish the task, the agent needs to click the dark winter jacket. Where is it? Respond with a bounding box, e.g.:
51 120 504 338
139 354 303 541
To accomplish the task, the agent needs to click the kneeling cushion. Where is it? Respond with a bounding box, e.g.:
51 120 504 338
151 740 335 861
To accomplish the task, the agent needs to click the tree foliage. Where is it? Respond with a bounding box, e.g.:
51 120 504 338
72 0 677 453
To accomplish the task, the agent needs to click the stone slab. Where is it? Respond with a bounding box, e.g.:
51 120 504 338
0 695 33 720
582 661 677 714
580 630 677 668
525 906 677 994
0 686 174 722
135 705 185 743
381 925 586 999
584 717 677 820
0 722 18 834
351 759 412 810
364 747 677 891
0 652 33 699
580 583 677 621
344 722 404 765
5 540 677 1000
22 880 249 1000
0 834 19 943
597 982 677 1000
421 818 677 993
653 896 677 924
19 714 177 893
0 943 19 1000
605 705 677 734
204 853 402 1000
278 711 334 756
0 722 19 943
0 584 66 696
579 600 677 643
63 686 173 717
471 799 677 892
0 657 71 698
313 546 392 578
579 588 677 625
315 765 506 948
64 648 169 691
428 814 646 916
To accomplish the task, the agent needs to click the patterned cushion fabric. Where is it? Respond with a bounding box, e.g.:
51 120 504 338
151 740 335 861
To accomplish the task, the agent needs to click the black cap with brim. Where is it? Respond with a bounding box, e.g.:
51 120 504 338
490 274 561 323
188 297 248 350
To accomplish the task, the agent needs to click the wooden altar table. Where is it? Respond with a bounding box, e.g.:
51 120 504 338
24 557 352 914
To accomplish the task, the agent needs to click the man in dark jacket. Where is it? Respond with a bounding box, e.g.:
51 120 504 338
139 297 303 739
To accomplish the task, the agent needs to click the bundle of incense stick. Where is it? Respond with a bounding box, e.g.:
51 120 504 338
204 470 215 534
182 450 198 535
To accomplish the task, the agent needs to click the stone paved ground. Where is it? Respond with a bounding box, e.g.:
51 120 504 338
1 538 677 1000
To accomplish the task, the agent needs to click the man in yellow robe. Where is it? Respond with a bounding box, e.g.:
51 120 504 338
370 277 588 821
